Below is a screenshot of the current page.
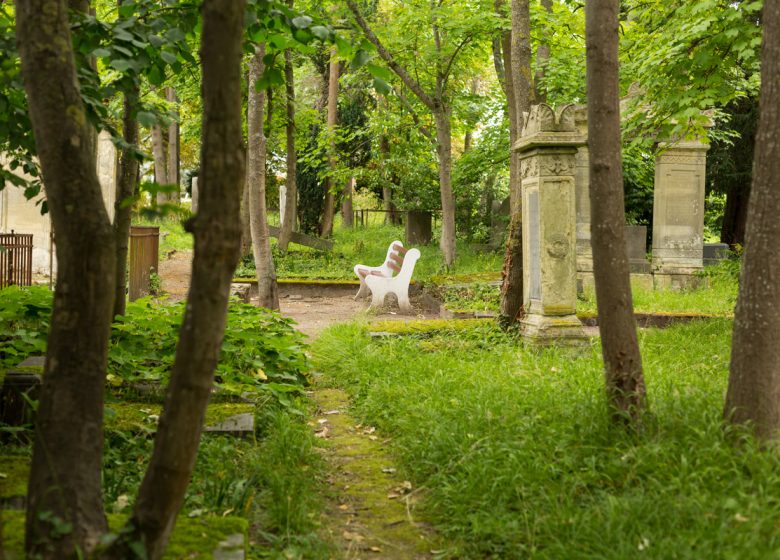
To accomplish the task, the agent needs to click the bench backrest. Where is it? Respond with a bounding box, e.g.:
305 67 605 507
394 248 420 282
385 241 408 276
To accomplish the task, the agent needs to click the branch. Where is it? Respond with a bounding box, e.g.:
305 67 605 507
441 34 474 88
394 88 434 142
346 0 436 111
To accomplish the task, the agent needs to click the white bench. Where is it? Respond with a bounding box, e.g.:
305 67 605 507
365 247 421 314
353 240 405 300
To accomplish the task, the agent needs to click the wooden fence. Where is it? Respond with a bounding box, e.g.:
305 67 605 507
0 231 34 289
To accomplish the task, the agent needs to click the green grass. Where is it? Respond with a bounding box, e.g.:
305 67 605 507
135 216 194 255
312 319 780 559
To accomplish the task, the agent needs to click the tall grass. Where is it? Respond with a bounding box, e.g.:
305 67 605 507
312 319 780 559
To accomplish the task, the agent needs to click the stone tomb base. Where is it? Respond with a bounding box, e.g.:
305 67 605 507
520 313 588 346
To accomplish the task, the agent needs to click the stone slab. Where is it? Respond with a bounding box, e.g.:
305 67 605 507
213 533 246 560
204 413 255 437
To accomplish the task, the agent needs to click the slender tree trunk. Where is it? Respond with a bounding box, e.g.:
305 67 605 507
434 108 456 266
166 87 180 202
586 0 646 425
721 182 750 248
248 44 280 310
278 41 297 252
240 179 252 255
342 177 354 227
321 47 339 237
152 123 168 205
499 0 531 326
108 2 247 558
534 0 553 102
17 0 115 556
724 3 780 440
113 85 140 318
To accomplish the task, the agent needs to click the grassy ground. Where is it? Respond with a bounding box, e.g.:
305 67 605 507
312 318 780 559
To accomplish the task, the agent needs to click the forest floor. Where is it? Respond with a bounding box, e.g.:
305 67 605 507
159 249 441 558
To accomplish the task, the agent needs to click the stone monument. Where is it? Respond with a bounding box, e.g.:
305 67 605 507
573 105 594 287
514 104 586 345
651 140 708 288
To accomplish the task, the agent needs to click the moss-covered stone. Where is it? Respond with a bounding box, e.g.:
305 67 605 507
368 318 493 335
0 510 248 559
0 455 29 500
104 402 255 433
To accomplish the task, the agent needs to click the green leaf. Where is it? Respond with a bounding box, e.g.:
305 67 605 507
351 49 370 70
137 111 157 128
110 59 134 72
147 65 165 86
310 25 330 41
291 15 312 29
91 48 111 58
366 62 391 81
160 51 178 65
372 77 392 95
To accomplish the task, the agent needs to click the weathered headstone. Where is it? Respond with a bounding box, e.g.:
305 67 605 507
513 104 586 345
626 225 650 273
704 243 730 266
652 140 708 288
573 105 594 285
405 210 432 245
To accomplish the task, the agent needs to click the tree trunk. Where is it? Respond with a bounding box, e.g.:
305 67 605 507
248 44 280 310
434 108 456 266
110 2 247 558
342 177 354 227
166 87 180 202
499 0 531 326
321 47 339 237
724 2 780 440
113 85 140 318
586 0 646 425
240 179 252 256
151 123 168 205
278 42 297 252
17 0 115 556
721 181 750 248
534 0 553 102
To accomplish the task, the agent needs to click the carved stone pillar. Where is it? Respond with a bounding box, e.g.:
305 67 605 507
651 140 708 289
513 104 586 345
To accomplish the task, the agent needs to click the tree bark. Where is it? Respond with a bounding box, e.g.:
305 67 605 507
113 85 140 318
534 0 553 103
248 44 280 310
278 35 297 252
17 0 115 556
166 87 180 202
320 46 339 237
240 178 252 255
110 1 247 557
499 0 531 326
724 2 780 440
721 181 750 249
586 0 646 425
342 177 354 227
151 122 168 205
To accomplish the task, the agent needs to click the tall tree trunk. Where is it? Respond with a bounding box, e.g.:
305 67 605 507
278 40 297 252
534 0 553 102
380 134 398 225
240 179 252 255
321 47 339 237
166 87 180 202
586 0 646 425
152 123 168 205
110 2 247 558
342 177 354 227
248 44 280 310
724 3 780 440
113 85 140 318
434 108 456 266
17 0 115 556
499 0 531 326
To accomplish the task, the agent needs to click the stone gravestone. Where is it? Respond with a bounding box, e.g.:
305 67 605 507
625 225 650 273
405 210 432 245
573 105 594 286
652 140 708 288
191 176 199 213
704 242 730 266
514 104 586 345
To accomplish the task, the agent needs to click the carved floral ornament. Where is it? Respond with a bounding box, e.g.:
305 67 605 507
520 155 574 177
521 103 577 136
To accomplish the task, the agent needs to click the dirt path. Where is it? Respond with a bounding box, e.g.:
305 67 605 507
158 251 441 557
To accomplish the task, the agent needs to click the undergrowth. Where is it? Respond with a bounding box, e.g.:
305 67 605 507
312 318 780 559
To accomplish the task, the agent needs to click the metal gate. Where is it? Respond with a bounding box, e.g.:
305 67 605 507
0 231 33 289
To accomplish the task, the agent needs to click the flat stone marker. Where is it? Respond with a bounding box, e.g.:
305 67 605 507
204 413 255 437
213 533 246 560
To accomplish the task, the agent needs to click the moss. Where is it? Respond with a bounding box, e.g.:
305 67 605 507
0 510 247 559
233 277 361 286
0 455 29 499
104 402 255 433
429 272 502 285
368 318 494 335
